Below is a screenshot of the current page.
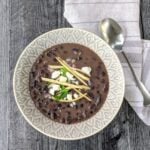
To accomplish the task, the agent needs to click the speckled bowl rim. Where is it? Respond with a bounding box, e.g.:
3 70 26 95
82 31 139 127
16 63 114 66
13 28 125 140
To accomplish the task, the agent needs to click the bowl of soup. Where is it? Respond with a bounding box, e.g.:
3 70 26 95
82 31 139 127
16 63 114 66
13 28 125 140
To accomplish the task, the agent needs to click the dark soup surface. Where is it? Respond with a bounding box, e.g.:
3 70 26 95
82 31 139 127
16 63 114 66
29 43 109 124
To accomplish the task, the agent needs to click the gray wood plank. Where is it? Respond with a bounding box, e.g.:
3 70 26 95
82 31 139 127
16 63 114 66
141 0 150 40
9 0 50 149
0 0 10 149
128 105 150 150
9 0 70 150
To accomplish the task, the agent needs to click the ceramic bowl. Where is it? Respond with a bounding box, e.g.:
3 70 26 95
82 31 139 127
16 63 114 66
13 28 125 140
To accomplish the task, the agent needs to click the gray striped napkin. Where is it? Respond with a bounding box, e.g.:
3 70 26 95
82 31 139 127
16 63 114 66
64 0 150 125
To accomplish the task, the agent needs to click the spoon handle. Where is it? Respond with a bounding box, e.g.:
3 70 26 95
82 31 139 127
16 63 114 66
122 51 150 106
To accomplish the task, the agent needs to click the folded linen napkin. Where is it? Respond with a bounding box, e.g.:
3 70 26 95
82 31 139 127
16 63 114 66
64 0 150 125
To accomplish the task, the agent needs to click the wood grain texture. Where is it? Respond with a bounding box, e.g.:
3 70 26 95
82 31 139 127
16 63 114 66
0 0 9 150
0 0 149 149
140 0 150 39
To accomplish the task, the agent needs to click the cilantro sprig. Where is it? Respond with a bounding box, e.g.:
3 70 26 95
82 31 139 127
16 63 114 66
54 85 69 101
60 67 68 76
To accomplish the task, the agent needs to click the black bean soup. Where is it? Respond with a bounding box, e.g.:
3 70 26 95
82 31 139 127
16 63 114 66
29 43 109 124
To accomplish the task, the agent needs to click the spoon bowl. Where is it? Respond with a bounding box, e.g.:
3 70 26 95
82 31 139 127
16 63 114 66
99 18 124 50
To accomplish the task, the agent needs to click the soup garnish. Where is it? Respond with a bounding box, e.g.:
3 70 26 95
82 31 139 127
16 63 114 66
41 57 92 102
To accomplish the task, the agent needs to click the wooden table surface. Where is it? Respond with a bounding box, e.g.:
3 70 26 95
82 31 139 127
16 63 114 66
1 0 150 149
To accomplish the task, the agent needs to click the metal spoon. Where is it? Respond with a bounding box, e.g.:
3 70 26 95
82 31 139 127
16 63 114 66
99 18 150 106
